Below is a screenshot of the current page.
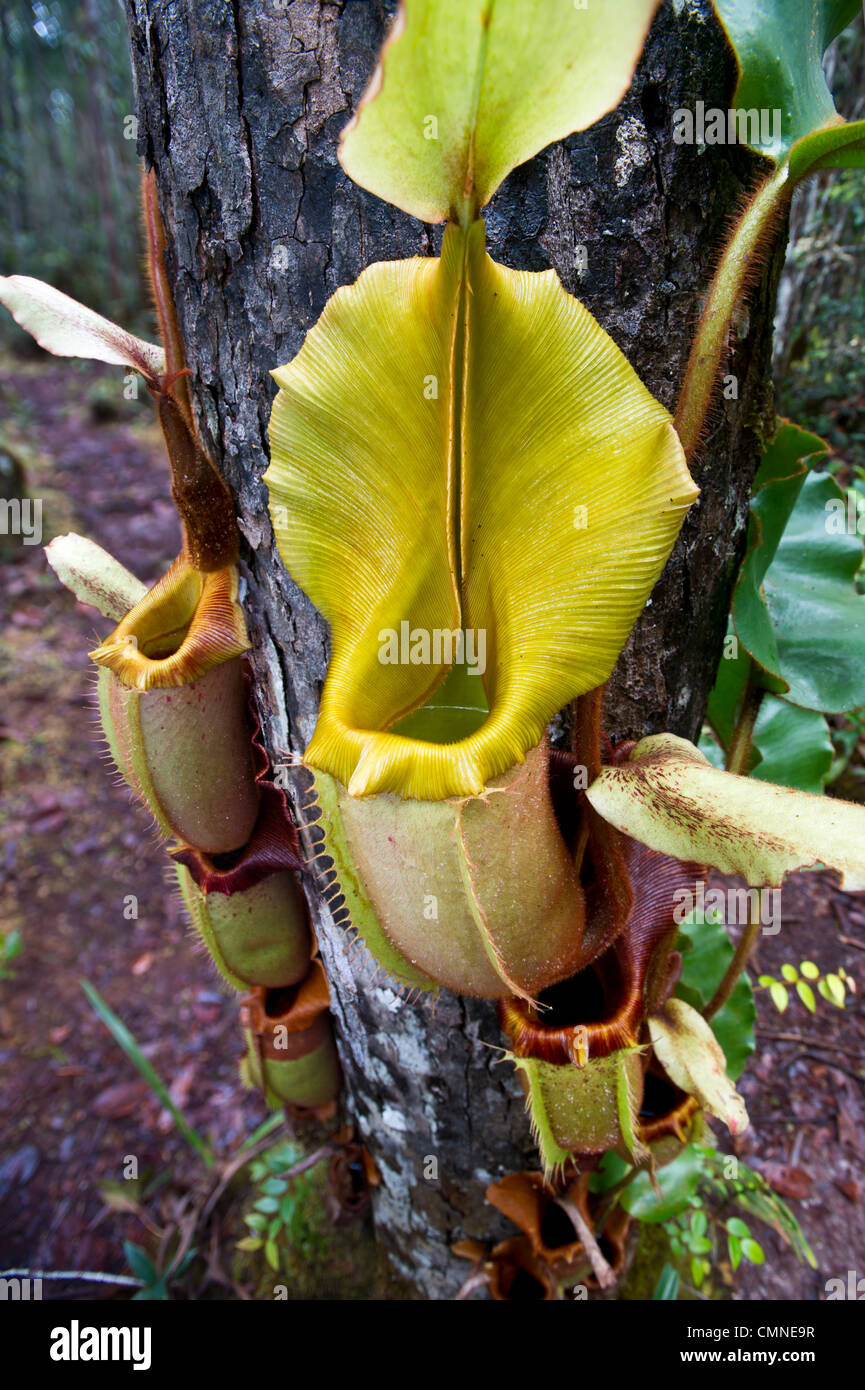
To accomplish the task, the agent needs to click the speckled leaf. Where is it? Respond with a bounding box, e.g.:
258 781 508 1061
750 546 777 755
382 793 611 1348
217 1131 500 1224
587 733 865 890
45 533 146 621
649 998 749 1135
0 275 165 380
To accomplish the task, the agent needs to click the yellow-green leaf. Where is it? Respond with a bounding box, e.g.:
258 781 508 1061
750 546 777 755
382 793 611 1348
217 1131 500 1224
266 221 695 800
586 733 865 890
236 1236 263 1252
770 981 789 1013
796 980 816 1013
339 0 660 223
648 999 749 1137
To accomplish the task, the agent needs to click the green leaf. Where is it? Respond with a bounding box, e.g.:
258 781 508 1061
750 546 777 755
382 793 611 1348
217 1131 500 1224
588 1150 631 1194
691 1255 706 1288
799 960 820 980
676 921 755 1080
770 981 789 1013
690 1209 708 1238
264 1139 303 1172
731 421 827 695
254 1196 280 1215
237 1111 286 1156
132 1277 168 1301
236 1236 264 1252
751 472 865 712
730 422 865 715
728 1232 743 1270
726 1217 750 1239
824 973 846 1006
649 999 749 1137
244 1213 268 1232
260 1177 289 1197
713 1 865 173
80 979 213 1167
0 930 22 963
339 0 660 223
751 700 833 793
652 1263 680 1300
706 622 834 793
699 1149 817 1268
741 1238 765 1265
123 1242 156 1285
780 963 799 982
796 980 817 1012
789 117 865 182
587 733 865 891
264 1238 280 1272
0 276 166 380
267 219 696 800
621 1145 706 1223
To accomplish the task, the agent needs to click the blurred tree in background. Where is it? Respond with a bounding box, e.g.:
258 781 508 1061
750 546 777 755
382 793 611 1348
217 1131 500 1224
0 0 143 342
774 16 865 470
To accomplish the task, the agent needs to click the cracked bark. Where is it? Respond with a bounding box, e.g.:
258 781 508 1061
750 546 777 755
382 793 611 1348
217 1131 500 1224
124 0 783 1298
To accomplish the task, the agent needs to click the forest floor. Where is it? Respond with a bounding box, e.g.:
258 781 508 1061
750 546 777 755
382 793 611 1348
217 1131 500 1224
0 357 863 1301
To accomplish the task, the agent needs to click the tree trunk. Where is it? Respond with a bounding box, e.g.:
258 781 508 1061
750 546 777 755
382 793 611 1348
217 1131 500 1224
124 0 782 1298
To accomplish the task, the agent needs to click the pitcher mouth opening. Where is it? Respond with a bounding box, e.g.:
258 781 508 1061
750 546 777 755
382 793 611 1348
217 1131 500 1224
90 556 249 690
499 940 639 1064
638 1067 701 1144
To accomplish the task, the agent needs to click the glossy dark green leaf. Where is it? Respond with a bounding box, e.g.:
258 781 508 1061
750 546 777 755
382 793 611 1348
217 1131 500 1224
675 920 756 1081
713 1 865 174
731 421 865 712
123 1241 156 1285
748 695 833 792
758 472 865 711
620 1144 705 1222
705 633 834 792
732 422 828 691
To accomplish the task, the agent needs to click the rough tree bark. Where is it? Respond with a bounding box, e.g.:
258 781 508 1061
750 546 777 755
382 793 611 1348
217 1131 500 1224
124 0 783 1298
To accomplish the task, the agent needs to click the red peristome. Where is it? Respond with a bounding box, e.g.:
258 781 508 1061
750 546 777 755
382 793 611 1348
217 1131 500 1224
499 829 704 1066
